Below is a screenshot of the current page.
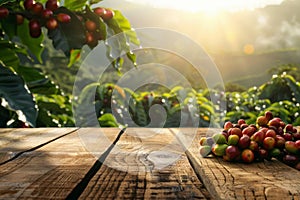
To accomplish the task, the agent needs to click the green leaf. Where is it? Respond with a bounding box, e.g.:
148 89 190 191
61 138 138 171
106 10 140 46
0 64 37 127
0 42 20 69
294 116 300 126
64 0 87 11
74 82 100 126
98 113 119 127
105 10 139 68
37 0 48 3
17 19 44 63
15 65 45 83
0 39 27 60
89 0 103 6
1 14 17 39
96 84 105 100
284 75 300 102
68 49 81 67
36 108 59 127
15 65 62 95
199 103 214 115
197 96 209 104
258 77 292 103
35 94 74 127
0 0 15 6
134 100 148 126
31 81 62 95
77 82 100 104
49 7 86 57
126 51 136 66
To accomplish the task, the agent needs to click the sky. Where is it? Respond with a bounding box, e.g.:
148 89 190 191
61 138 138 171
124 0 285 13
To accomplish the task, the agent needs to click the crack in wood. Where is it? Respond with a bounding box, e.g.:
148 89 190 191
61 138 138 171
65 128 125 200
75 128 210 199
0 128 79 166
3 128 299 199
185 152 214 200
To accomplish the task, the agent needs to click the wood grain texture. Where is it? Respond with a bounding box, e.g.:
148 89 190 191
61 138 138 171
1 128 300 199
80 128 212 199
0 128 77 149
0 128 77 163
0 128 121 199
172 128 300 200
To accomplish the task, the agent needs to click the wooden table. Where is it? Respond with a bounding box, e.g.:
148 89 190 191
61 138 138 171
0 128 299 199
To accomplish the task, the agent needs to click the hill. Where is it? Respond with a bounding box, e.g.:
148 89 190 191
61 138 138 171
97 0 300 88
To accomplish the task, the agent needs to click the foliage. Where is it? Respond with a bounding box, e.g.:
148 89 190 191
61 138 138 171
225 82 246 92
98 113 119 127
259 74 300 103
268 64 300 82
1 1 299 128
86 84 216 128
0 0 138 127
0 63 37 127
223 73 300 126
82 73 300 128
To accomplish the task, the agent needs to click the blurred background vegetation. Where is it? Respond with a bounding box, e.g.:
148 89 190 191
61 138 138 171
1 0 299 128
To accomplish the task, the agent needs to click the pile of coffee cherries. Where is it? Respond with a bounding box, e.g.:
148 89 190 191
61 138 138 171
199 111 300 170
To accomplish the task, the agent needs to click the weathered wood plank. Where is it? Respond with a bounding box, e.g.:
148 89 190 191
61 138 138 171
0 128 78 163
80 128 212 199
172 128 300 200
0 128 122 199
0 128 77 148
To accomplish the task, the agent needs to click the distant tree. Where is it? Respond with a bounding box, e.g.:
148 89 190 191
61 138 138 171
268 64 300 81
225 82 246 92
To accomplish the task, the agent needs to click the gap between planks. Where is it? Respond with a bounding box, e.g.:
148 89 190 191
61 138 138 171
170 128 300 200
76 128 212 199
0 128 79 166
66 128 126 199
0 127 124 199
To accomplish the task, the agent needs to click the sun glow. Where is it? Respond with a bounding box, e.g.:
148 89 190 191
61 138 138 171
126 0 284 13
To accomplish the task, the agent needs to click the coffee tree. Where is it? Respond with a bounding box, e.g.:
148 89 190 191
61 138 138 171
0 0 139 127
